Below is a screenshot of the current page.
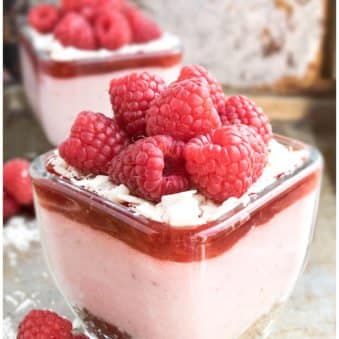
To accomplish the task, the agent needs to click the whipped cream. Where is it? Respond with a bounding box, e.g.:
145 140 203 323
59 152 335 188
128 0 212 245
24 27 181 62
49 140 308 227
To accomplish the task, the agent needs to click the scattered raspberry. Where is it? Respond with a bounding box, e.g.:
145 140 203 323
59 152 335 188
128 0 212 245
178 65 225 113
54 12 96 50
94 11 131 50
109 72 166 138
109 135 190 202
184 125 256 203
17 309 88 339
219 95 273 144
3 158 33 206
59 111 129 174
146 79 221 142
3 191 20 221
28 4 60 34
123 5 162 43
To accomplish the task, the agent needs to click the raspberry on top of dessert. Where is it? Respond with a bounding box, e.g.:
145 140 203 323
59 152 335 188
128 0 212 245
55 64 275 208
27 0 163 51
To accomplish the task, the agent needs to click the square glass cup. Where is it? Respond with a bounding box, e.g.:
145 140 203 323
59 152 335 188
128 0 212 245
17 17 183 146
30 135 322 339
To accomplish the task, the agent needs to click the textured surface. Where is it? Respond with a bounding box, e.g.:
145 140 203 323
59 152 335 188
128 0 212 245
133 0 326 88
109 71 166 137
59 111 128 175
3 86 336 338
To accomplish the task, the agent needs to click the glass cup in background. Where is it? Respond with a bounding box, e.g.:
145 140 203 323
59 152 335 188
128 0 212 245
17 16 183 146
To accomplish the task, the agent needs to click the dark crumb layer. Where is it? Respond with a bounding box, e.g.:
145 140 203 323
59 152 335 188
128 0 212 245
76 304 281 339
75 308 132 339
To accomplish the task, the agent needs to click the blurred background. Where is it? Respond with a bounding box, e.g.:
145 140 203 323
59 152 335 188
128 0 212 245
3 0 336 338
4 0 336 164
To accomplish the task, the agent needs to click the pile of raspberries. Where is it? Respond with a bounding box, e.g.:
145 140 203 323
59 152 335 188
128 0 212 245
59 64 273 204
28 0 162 51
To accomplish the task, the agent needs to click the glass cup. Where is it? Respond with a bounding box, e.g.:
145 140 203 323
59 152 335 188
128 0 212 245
30 135 322 339
17 16 183 146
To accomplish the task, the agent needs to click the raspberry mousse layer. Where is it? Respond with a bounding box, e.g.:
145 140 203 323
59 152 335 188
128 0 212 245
18 22 182 145
31 136 322 339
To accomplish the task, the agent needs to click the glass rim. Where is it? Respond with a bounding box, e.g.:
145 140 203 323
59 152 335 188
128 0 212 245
30 134 323 234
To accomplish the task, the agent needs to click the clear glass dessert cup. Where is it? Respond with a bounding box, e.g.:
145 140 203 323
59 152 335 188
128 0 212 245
17 16 183 146
30 135 322 339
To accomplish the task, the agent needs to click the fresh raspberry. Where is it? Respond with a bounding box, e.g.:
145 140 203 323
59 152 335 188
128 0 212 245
61 0 96 22
60 0 95 11
28 4 60 34
146 79 221 142
3 159 33 206
17 309 88 339
3 191 20 220
184 125 257 203
59 111 129 174
94 11 131 50
178 65 225 113
109 72 166 138
78 5 97 23
61 0 125 23
219 95 273 144
54 12 96 50
109 135 190 202
95 0 126 12
236 124 268 180
123 5 162 43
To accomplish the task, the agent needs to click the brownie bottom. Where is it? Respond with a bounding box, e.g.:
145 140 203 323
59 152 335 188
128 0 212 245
75 308 132 339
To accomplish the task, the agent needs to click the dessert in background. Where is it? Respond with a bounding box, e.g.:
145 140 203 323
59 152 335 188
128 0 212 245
31 65 322 339
18 0 182 145
139 0 327 90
